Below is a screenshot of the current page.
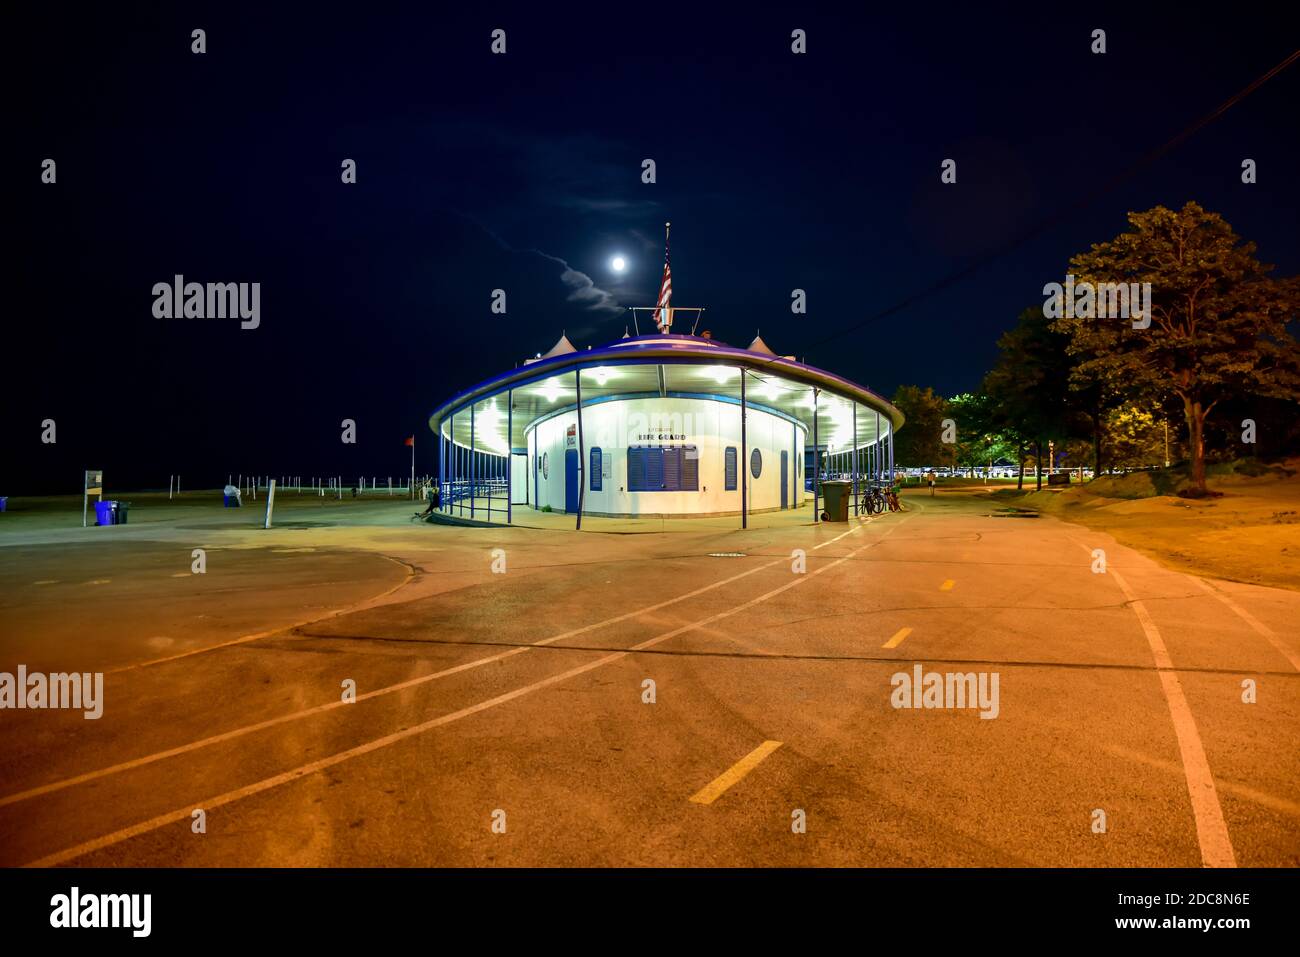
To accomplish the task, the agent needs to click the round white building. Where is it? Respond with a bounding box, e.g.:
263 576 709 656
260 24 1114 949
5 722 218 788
429 331 903 527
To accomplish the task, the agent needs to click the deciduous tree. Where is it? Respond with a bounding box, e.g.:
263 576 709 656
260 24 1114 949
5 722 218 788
891 385 954 469
983 308 1072 490
1054 202 1300 494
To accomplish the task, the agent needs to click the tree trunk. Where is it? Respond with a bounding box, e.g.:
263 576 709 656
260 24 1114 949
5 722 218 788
1035 441 1042 491
1016 442 1025 490
1092 409 1103 480
1186 399 1208 493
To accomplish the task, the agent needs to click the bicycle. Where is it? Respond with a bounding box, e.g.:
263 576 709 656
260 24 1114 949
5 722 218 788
857 485 886 515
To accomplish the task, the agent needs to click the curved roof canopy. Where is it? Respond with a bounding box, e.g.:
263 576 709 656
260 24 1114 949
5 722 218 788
431 334 904 454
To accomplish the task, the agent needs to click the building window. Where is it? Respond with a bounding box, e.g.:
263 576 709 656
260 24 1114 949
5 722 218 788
628 446 699 492
628 446 657 491
681 446 700 490
751 448 763 479
724 447 737 491
590 447 602 491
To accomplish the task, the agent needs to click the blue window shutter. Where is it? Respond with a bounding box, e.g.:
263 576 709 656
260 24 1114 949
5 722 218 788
646 447 665 489
628 447 648 491
682 445 699 491
590 448 602 491
628 446 698 492
724 447 737 490
663 447 682 491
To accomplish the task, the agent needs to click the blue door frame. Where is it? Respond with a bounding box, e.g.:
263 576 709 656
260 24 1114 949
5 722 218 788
780 450 789 509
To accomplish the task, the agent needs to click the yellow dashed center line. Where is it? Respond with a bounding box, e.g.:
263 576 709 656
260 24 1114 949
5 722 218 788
689 741 783 806
940 579 955 591
883 627 912 649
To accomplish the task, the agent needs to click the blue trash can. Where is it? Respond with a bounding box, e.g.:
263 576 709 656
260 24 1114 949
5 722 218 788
95 501 114 526
0 497 7 512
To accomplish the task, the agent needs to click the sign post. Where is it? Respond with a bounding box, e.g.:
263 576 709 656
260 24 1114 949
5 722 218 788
264 479 277 529
83 470 103 527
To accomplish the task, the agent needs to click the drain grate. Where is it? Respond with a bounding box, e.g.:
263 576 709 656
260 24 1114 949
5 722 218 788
708 552 747 558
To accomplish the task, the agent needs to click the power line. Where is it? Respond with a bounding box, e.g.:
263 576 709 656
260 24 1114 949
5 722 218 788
800 47 1300 354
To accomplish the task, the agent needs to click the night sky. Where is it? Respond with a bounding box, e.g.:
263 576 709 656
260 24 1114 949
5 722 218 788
8 4 1299 493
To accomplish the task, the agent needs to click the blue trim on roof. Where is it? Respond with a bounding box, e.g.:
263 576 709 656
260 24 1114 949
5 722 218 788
429 337 903 435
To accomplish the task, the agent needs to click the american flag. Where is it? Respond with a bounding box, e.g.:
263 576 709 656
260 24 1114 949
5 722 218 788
655 222 672 332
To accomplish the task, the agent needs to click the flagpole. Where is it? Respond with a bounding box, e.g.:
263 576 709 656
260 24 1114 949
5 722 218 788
664 221 670 333
658 221 671 333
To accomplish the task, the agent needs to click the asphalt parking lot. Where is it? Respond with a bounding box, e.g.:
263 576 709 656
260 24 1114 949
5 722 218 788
1 490 1296 866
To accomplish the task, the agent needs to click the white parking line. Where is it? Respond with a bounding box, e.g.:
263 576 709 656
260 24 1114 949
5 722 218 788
2 516 886 810
23 516 908 867
106 555 418 674
1075 542 1236 868
1189 577 1300 672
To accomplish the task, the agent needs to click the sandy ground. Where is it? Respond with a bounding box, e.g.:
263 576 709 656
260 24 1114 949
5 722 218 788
986 468 1300 591
0 487 1296 867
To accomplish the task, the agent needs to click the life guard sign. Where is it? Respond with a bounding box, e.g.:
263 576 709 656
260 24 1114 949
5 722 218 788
566 425 576 448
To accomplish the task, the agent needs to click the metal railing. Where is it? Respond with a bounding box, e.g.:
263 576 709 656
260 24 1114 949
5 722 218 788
440 460 511 523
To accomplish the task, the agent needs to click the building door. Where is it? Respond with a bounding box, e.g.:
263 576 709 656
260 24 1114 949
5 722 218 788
780 450 789 510
564 448 579 513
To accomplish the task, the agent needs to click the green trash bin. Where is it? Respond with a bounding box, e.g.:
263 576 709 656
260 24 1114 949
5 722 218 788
820 479 852 522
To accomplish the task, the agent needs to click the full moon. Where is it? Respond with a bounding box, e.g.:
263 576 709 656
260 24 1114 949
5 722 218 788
611 256 627 272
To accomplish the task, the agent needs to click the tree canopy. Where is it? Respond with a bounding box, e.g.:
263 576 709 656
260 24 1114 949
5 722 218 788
1052 201 1300 491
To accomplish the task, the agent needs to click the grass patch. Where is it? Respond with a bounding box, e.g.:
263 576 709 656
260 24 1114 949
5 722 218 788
1075 458 1295 500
